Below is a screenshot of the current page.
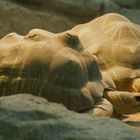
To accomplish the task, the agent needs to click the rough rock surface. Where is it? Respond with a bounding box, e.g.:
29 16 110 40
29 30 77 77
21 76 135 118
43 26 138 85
0 94 140 140
0 0 76 37
0 0 140 37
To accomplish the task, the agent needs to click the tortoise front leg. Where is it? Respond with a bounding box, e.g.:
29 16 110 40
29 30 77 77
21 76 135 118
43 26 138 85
87 98 113 117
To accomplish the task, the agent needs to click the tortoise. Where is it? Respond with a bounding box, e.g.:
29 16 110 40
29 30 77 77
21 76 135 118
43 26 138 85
72 13 140 93
0 28 140 117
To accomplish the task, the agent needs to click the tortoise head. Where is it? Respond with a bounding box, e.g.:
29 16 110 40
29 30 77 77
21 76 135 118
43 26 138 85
104 90 140 115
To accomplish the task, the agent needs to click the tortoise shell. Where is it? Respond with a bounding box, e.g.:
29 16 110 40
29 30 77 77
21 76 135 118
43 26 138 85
0 29 112 112
72 13 140 91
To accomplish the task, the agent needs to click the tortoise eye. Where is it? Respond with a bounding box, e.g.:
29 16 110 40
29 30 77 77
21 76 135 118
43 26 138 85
134 95 140 102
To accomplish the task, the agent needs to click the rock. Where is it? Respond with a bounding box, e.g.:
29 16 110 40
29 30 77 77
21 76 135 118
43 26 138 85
0 94 140 140
112 0 140 8
0 0 76 37
119 9 140 24
9 0 140 22
0 0 140 37
12 0 102 17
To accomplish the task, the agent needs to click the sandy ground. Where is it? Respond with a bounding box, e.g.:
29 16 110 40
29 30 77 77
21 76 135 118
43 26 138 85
121 113 140 133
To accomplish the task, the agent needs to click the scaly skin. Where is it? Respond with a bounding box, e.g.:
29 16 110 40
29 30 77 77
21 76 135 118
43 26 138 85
104 91 140 115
